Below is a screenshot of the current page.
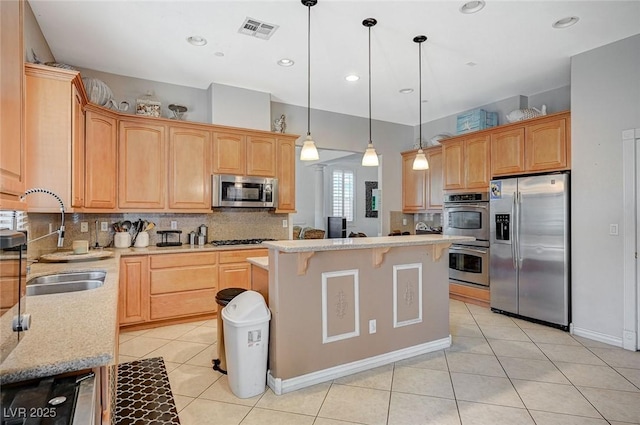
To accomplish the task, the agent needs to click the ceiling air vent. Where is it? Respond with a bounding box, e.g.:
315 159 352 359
238 17 279 40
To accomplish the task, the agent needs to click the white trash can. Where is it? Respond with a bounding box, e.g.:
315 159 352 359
221 290 271 398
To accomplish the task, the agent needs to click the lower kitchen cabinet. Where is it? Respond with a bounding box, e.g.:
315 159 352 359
219 249 268 291
118 256 149 325
148 252 218 320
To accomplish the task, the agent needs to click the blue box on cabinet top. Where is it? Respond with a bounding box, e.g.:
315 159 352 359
456 109 498 134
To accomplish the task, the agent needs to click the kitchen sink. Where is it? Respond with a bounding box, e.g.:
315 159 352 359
26 271 106 296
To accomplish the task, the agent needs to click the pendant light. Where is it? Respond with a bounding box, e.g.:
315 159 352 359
299 0 319 161
412 35 429 170
361 18 379 167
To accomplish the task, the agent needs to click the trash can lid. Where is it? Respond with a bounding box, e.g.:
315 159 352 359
216 288 247 306
221 290 271 327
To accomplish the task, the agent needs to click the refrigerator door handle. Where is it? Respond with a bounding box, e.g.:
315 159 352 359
511 192 517 269
516 191 523 269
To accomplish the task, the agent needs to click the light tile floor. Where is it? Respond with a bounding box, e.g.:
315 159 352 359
119 300 640 425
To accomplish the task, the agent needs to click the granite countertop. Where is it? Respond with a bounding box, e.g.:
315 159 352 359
263 234 475 253
0 243 270 384
247 256 268 270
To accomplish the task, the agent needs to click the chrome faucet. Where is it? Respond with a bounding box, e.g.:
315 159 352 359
20 188 66 248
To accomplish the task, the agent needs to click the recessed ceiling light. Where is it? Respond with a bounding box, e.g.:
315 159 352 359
466 61 477 67
187 35 207 46
277 58 294 67
214 52 225 57
345 74 360 82
399 88 414 94
553 16 579 29
422 99 429 103
460 1 485 14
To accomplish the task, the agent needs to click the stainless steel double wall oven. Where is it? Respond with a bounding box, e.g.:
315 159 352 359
443 192 490 287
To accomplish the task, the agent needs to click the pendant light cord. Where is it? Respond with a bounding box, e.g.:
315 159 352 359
368 24 372 143
418 40 422 149
307 3 311 137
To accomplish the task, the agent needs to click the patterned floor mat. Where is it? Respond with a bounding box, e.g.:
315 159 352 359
114 357 180 425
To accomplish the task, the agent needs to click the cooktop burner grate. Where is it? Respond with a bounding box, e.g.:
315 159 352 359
210 238 275 246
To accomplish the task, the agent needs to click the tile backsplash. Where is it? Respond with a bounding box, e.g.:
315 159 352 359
26 210 288 258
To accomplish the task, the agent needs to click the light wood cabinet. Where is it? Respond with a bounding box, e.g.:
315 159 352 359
442 135 490 191
0 0 25 210
275 136 297 213
213 131 245 175
118 121 166 209
401 151 426 212
168 126 211 210
149 252 218 320
219 249 268 291
401 146 444 212
246 135 276 177
491 113 570 177
119 256 149 325
24 63 87 212
84 108 117 209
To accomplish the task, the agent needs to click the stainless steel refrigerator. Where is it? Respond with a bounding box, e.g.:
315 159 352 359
489 173 570 330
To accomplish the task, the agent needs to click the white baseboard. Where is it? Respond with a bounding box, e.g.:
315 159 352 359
571 326 623 348
267 336 451 395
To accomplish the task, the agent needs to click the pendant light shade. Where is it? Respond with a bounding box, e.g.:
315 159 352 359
412 35 429 171
300 0 319 161
361 18 379 167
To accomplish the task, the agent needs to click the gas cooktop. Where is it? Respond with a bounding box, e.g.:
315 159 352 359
210 238 275 246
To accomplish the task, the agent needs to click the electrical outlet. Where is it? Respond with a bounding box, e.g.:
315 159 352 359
101 222 109 232
48 223 53 234
369 319 377 334
282 219 288 228
402 218 407 226
80 222 89 233
170 220 178 230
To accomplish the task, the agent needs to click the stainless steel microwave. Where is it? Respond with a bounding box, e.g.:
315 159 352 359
212 175 278 208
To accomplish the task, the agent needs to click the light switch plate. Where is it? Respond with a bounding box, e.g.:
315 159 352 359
609 224 619 236
282 219 288 228
369 319 376 334
80 222 88 233
170 221 178 230
101 222 109 232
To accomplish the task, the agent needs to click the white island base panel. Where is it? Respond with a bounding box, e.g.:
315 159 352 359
263 236 468 395
267 335 451 395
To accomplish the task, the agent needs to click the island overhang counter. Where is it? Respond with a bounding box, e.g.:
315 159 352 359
261 235 474 395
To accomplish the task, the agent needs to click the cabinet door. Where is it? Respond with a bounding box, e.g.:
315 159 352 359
168 126 211 210
442 140 465 190
213 132 245 175
426 147 443 210
401 151 426 212
491 127 525 177
465 135 491 190
525 117 568 172
71 84 85 208
0 0 25 208
118 121 166 209
276 137 296 212
246 135 276 177
84 110 117 209
119 256 149 325
219 263 251 291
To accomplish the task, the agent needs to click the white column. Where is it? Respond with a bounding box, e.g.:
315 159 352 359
314 165 326 229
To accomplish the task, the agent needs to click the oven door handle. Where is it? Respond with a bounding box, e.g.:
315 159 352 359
445 203 488 209
450 246 488 255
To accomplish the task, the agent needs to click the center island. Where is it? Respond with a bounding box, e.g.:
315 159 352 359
260 234 473 395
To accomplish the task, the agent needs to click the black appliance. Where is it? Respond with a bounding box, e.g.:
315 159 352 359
210 238 275 246
327 217 346 239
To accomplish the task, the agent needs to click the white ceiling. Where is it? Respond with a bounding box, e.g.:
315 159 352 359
30 1 640 126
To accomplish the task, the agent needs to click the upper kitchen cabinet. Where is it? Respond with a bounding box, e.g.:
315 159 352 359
442 134 491 192
168 125 211 210
24 63 87 212
118 120 166 209
401 146 444 213
84 106 118 210
212 131 246 175
491 112 571 176
0 0 25 210
275 136 297 213
212 131 277 177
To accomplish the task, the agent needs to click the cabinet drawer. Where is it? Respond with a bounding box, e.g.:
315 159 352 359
150 289 217 320
149 252 218 269
150 266 218 294
219 249 268 264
